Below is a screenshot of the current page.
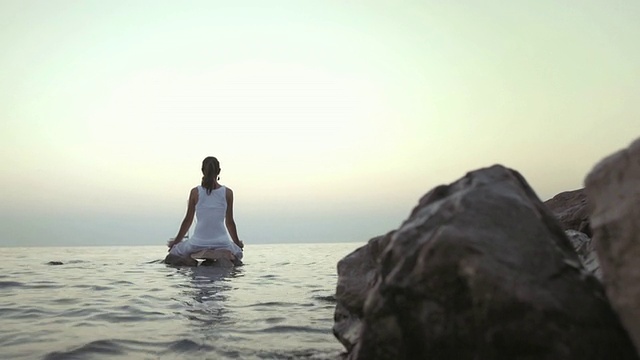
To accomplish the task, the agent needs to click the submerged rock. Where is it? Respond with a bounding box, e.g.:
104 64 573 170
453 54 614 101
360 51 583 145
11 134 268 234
163 253 198 266
47 261 64 266
191 249 242 267
544 188 591 236
586 137 640 355
164 249 242 267
334 165 637 360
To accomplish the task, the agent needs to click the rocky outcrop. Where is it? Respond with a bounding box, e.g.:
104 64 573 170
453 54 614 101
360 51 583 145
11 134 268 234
334 165 637 360
544 188 591 236
585 137 640 355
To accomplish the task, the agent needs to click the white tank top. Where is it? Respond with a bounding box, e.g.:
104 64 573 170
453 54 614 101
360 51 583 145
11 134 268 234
190 185 231 246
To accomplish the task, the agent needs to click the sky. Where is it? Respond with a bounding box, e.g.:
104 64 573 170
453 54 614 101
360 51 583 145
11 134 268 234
1 0 639 247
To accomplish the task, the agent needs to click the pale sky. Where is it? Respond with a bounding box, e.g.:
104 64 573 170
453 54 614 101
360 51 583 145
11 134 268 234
1 1 639 247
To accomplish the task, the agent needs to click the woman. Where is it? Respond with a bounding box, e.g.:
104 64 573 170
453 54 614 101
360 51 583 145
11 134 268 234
164 156 244 266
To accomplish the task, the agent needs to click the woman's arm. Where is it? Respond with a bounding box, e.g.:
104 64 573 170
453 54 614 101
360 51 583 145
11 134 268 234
225 187 244 249
168 187 198 250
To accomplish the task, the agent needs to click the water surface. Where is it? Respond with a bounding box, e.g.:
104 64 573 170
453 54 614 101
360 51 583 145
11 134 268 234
0 243 362 359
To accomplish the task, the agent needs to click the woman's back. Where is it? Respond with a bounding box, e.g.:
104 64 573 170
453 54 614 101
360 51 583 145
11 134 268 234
165 156 244 264
190 185 229 246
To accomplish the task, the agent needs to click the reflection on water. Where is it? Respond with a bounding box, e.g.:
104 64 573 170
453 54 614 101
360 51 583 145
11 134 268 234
178 265 240 326
182 265 238 301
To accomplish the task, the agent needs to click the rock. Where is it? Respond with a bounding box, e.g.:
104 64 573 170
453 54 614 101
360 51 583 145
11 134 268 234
544 189 591 236
199 258 235 267
334 165 637 360
46 261 64 266
585 137 640 355
191 249 242 267
163 253 198 266
565 230 601 278
334 233 393 352
164 249 242 267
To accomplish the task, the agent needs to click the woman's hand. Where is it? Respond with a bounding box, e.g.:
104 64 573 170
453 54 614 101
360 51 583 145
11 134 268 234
236 240 244 249
167 238 180 251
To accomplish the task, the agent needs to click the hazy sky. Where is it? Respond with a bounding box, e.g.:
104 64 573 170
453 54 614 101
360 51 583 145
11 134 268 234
1 1 639 247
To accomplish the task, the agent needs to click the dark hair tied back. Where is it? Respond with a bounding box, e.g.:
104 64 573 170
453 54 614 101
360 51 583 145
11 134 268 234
201 156 220 195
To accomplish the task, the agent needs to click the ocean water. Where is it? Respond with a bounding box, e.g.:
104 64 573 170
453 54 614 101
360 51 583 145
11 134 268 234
0 242 363 360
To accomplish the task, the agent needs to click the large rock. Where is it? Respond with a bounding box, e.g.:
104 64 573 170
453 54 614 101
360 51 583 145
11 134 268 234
585 137 640 355
334 233 393 351
334 165 636 360
544 189 591 236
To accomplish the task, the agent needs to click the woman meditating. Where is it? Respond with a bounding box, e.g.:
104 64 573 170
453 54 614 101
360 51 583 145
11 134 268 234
165 156 244 266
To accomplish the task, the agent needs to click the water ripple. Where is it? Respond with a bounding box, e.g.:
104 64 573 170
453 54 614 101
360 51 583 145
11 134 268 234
258 325 329 334
0 281 23 288
43 338 219 360
312 295 337 303
43 340 125 359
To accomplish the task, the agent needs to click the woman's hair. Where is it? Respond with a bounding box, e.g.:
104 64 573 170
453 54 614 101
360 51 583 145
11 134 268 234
201 156 221 195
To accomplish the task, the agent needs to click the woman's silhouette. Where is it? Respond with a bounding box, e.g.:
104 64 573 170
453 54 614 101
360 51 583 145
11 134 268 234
165 156 244 266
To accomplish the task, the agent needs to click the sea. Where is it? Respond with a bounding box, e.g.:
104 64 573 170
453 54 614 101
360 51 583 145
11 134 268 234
0 242 364 360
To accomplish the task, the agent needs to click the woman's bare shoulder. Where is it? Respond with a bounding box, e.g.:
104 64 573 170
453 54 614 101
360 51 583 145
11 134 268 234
189 187 199 202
